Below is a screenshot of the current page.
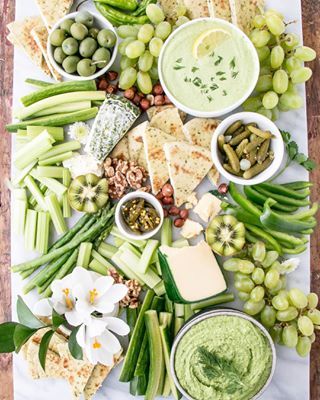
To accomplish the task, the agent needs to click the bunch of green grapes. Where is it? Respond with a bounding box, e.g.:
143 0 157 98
117 4 189 94
243 8 316 120
223 241 319 357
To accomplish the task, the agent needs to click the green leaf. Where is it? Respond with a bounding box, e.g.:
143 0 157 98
294 153 308 164
68 326 83 360
303 159 317 171
17 296 44 329
13 324 38 353
209 190 230 203
287 141 298 160
0 322 19 353
52 309 66 330
39 330 55 371
280 130 291 143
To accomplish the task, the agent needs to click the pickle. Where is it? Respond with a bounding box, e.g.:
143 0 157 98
243 157 273 179
232 125 245 136
244 137 265 154
223 144 240 173
218 135 225 152
257 139 270 164
247 148 257 166
235 139 249 158
247 125 272 139
223 163 243 177
225 120 242 135
229 128 251 146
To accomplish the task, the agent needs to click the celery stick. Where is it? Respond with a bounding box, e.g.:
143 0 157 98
159 312 173 327
161 218 172 246
120 241 141 257
91 249 114 269
172 238 189 248
154 281 166 296
25 78 53 88
162 375 171 397
12 160 38 186
35 176 67 196
184 304 193 322
17 129 27 136
138 240 159 273
29 183 46 208
45 193 67 235
27 125 64 141
111 253 143 283
89 258 108 275
38 140 81 160
13 188 27 201
38 151 75 166
77 242 93 268
190 293 235 311
155 259 162 276
13 199 27 235
24 175 47 211
174 317 184 336
33 101 92 117
114 237 125 247
15 91 105 120
36 212 50 254
97 242 117 259
14 130 55 170
111 226 147 248
25 209 38 251
36 166 66 179
62 168 72 218
174 303 184 318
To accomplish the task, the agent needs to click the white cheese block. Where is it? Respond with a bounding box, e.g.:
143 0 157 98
193 193 222 222
181 219 203 239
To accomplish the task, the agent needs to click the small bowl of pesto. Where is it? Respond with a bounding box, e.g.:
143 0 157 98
158 18 259 118
171 309 276 400
115 191 164 240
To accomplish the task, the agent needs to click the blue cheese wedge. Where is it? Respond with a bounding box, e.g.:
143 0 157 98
85 95 140 161
158 240 227 303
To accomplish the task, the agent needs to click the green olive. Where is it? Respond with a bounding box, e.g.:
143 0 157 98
62 55 80 74
92 48 111 68
70 22 88 41
97 29 117 48
77 58 96 77
60 19 74 34
89 27 99 39
75 11 94 28
79 37 98 58
62 37 79 55
54 47 67 64
50 29 66 46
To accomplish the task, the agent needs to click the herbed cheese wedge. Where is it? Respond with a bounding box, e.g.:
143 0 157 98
193 193 222 222
158 240 227 303
163 141 213 206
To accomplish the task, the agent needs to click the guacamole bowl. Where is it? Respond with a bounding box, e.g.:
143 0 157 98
158 18 259 118
170 309 276 400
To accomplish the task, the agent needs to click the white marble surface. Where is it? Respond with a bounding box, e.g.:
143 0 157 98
11 0 310 399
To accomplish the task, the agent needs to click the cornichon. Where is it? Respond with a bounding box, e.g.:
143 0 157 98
243 157 273 179
223 144 240 172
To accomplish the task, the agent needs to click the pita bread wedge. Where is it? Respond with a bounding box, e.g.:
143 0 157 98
164 142 213 206
210 0 232 21
110 136 129 160
127 121 149 162
143 127 177 194
149 108 185 140
158 0 186 22
183 0 210 19
31 25 62 82
35 0 73 30
229 0 264 34
183 118 220 148
147 105 187 122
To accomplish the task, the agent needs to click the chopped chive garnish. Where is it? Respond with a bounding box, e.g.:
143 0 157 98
175 57 183 63
232 71 239 79
219 77 227 81
216 71 226 76
214 56 223 66
174 65 185 70
192 66 199 73
230 57 236 69
222 90 227 96
210 84 219 91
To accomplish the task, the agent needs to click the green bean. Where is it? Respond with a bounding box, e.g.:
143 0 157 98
236 139 249 158
282 245 307 255
254 182 310 200
223 144 240 172
256 139 270 164
247 125 272 139
229 129 251 146
253 186 310 207
282 181 313 190
245 232 274 250
244 223 282 254
243 157 272 179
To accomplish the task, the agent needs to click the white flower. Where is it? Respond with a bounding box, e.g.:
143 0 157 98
68 122 90 144
63 154 104 179
278 258 300 274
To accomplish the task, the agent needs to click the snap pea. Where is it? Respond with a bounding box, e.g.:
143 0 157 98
229 182 261 218
254 182 310 200
253 186 310 207
95 2 149 25
247 125 273 139
244 223 283 254
282 181 313 190
256 139 270 164
236 139 249 158
95 0 139 11
223 144 240 172
229 129 251 146
243 157 273 179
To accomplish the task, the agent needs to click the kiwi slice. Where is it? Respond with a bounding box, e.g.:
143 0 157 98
68 173 109 213
206 214 245 256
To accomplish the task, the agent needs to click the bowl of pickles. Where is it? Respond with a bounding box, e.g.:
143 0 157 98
115 191 164 240
211 112 284 185
47 11 118 80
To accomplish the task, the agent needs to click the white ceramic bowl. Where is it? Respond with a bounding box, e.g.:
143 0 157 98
170 308 277 400
115 191 164 241
158 18 260 118
211 112 284 185
47 11 118 81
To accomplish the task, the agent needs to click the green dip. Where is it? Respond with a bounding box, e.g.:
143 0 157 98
161 20 257 113
174 315 273 400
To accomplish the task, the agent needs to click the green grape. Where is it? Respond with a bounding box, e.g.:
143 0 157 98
295 46 317 62
243 299 265 316
309 333 316 343
238 260 255 274
272 294 289 311
250 30 271 48
149 37 163 57
149 64 159 80
265 14 285 35
278 289 290 300
264 269 280 289
138 51 154 72
296 336 312 357
155 21 172 40
138 24 155 43
253 14 266 28
175 16 190 27
277 306 299 322
119 67 137 90
223 258 240 272
307 293 319 309
120 55 138 70
289 288 308 309
307 309 320 325
270 45 285 69
261 54 271 68
146 4 165 24
257 107 272 119
273 69 289 94
234 272 249 281
269 325 283 344
278 101 290 112
234 277 255 293
285 56 302 74
282 33 300 50
282 324 298 348
290 67 312 84
261 305 277 328
262 91 279 109
238 291 250 301
279 92 303 110
252 268 265 285
250 286 265 302
137 71 152 94
118 37 135 55
267 278 283 295
256 46 270 62
252 241 266 262
261 251 279 268
265 9 284 19
255 74 273 92
125 40 145 59
260 65 271 75
242 96 262 111
271 106 279 121
117 25 139 39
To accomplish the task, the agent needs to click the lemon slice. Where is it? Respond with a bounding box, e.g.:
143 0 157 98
192 29 231 59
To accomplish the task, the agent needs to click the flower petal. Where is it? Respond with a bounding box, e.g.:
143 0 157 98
104 284 128 303
94 276 114 296
101 330 122 353
86 317 108 337
33 299 52 317
75 299 95 317
94 296 115 314
104 317 130 336
97 347 114 366
65 308 85 327
76 324 86 348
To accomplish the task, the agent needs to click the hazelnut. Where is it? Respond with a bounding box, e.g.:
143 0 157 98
133 94 142 105
154 95 165 106
174 218 185 228
153 83 164 95
168 206 180 216
140 98 151 111
106 84 118 94
161 183 174 197
163 208 168 217
106 70 118 81
179 209 189 220
162 196 174 205
164 95 172 105
156 191 164 200
124 88 135 100
137 92 145 98
218 183 229 195
98 78 108 91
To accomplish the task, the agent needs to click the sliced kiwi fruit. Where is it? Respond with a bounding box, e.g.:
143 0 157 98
206 214 245 256
68 173 109 213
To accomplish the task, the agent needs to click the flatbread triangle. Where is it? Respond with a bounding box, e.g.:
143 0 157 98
35 0 74 30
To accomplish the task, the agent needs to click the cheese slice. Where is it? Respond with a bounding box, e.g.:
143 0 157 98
159 240 227 302
181 219 203 239
193 193 222 222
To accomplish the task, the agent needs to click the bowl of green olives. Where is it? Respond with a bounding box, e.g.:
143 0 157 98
47 10 118 80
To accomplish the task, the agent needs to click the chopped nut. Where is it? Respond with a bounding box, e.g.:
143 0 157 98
146 94 155 106
98 78 108 91
106 70 118 81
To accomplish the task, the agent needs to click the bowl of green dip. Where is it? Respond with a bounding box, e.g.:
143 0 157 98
170 309 276 400
159 18 259 118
